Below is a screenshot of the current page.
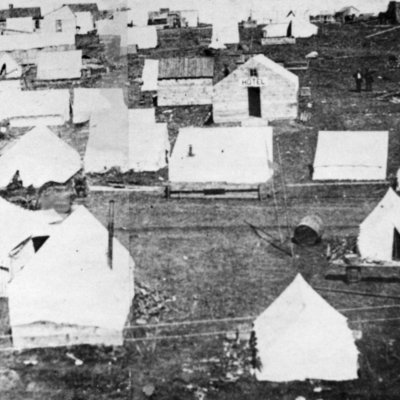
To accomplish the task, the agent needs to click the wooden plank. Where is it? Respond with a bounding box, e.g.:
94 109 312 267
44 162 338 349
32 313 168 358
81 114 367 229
287 181 389 187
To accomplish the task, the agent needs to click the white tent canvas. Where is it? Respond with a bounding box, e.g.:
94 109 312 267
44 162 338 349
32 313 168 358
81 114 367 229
358 189 400 261
141 59 159 91
313 131 388 181
0 89 70 126
73 88 126 124
0 53 22 79
263 13 318 38
75 12 94 34
129 109 169 172
0 33 75 52
37 50 82 80
169 126 273 184
8 206 134 348
0 125 81 188
128 26 158 49
0 80 21 92
254 274 359 382
6 17 34 33
84 109 129 173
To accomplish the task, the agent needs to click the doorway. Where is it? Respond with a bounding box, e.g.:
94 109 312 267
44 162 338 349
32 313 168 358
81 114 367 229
393 229 400 260
248 87 261 118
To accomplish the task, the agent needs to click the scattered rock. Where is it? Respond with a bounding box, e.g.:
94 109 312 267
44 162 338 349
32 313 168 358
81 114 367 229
143 384 155 397
0 369 23 391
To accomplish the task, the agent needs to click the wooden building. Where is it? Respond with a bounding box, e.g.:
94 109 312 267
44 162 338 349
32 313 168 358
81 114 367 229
42 6 77 34
213 54 299 123
158 57 214 106
0 4 41 31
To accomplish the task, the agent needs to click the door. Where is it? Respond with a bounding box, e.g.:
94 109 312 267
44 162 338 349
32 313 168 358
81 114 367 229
248 87 261 118
393 229 400 260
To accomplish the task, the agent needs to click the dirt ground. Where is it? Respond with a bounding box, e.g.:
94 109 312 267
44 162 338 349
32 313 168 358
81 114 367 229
3 21 400 400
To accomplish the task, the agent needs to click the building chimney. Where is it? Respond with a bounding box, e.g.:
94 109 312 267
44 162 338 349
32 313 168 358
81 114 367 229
107 200 115 269
188 145 194 157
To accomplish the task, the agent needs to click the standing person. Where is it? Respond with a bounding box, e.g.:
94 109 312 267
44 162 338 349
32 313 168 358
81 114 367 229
353 69 363 92
365 68 374 92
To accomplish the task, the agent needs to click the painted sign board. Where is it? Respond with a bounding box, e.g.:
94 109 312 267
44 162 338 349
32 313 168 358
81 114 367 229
239 78 267 87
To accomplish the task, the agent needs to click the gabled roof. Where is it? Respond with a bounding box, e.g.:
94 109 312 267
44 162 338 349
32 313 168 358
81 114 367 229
159 57 214 79
0 7 41 21
65 3 99 14
337 6 360 13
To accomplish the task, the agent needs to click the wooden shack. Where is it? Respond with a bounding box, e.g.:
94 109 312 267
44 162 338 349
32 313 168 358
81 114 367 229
158 57 214 106
213 54 299 123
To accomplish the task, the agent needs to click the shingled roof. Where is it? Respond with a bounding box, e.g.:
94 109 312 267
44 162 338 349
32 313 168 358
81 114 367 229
0 6 41 21
65 3 100 19
158 57 214 79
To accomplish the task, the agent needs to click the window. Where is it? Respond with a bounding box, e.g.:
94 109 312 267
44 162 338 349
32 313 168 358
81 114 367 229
56 19 62 32
250 68 258 77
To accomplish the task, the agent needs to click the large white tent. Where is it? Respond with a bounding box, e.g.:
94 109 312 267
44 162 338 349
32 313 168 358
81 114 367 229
313 131 388 181
84 109 129 173
254 274 359 382
169 126 273 184
37 50 82 80
8 205 135 348
73 88 126 124
0 80 21 93
0 125 81 188
358 189 400 262
0 53 22 79
129 109 169 172
128 26 158 50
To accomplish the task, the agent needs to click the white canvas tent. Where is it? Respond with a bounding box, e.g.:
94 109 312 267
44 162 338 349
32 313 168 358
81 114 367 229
254 274 359 382
0 33 75 52
141 59 159 91
73 88 126 124
263 12 318 38
0 80 21 92
313 131 388 181
358 189 400 262
8 205 135 349
75 12 94 34
169 126 273 184
0 125 81 188
0 53 22 79
6 17 34 33
37 50 82 80
128 26 158 50
84 109 129 173
129 109 169 172
0 89 70 126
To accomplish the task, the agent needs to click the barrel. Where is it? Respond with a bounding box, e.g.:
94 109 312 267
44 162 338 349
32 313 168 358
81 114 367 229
293 215 324 246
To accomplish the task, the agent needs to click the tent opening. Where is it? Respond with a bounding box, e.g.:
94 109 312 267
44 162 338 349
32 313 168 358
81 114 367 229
393 229 400 260
32 236 49 253
0 64 6 76
248 87 261 117
287 21 292 37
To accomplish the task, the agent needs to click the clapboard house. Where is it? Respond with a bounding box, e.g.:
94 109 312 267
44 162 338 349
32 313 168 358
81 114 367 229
213 54 299 123
158 57 214 106
0 4 41 31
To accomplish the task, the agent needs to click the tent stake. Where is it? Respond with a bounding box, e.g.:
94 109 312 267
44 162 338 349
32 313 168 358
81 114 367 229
108 200 115 269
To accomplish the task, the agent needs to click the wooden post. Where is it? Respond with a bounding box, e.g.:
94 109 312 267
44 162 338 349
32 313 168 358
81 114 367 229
108 200 115 270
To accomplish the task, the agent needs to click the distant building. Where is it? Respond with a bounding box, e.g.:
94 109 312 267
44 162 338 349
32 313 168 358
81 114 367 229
385 1 400 23
335 6 361 23
0 4 41 31
310 10 335 24
148 8 198 29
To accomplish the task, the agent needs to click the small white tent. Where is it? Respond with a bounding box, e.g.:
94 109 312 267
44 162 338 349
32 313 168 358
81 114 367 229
73 88 126 124
8 206 135 349
0 53 22 79
0 125 81 188
129 109 169 172
313 131 388 181
169 126 273 184
358 189 400 262
84 109 129 173
254 274 359 382
37 50 82 80
141 59 159 91
128 26 158 50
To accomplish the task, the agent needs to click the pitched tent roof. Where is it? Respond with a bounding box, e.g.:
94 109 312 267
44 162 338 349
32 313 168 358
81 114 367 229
128 26 158 49
75 11 94 34
254 274 359 382
0 33 75 52
0 53 22 78
158 57 214 79
169 126 273 184
0 125 81 188
84 109 129 173
0 7 41 21
73 88 126 124
6 17 34 33
37 50 82 80
8 205 134 348
358 189 400 261
129 109 170 172
313 131 388 181
0 89 70 127
285 13 318 37
141 59 159 91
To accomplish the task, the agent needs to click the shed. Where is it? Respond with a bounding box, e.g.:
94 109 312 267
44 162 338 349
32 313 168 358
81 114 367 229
5 17 34 33
75 12 95 34
0 125 81 189
158 57 214 106
129 109 169 172
169 126 273 184
358 189 400 262
313 131 388 181
253 274 358 381
8 205 134 349
0 89 71 126
335 6 361 22
41 6 77 34
73 88 126 124
128 26 158 50
0 53 22 78
141 59 159 91
37 50 82 80
213 54 299 123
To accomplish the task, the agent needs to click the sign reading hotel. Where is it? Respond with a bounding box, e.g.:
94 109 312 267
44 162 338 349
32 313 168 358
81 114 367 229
239 78 267 87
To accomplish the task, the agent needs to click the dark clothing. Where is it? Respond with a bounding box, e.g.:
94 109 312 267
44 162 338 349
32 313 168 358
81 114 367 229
353 71 363 92
365 71 374 92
